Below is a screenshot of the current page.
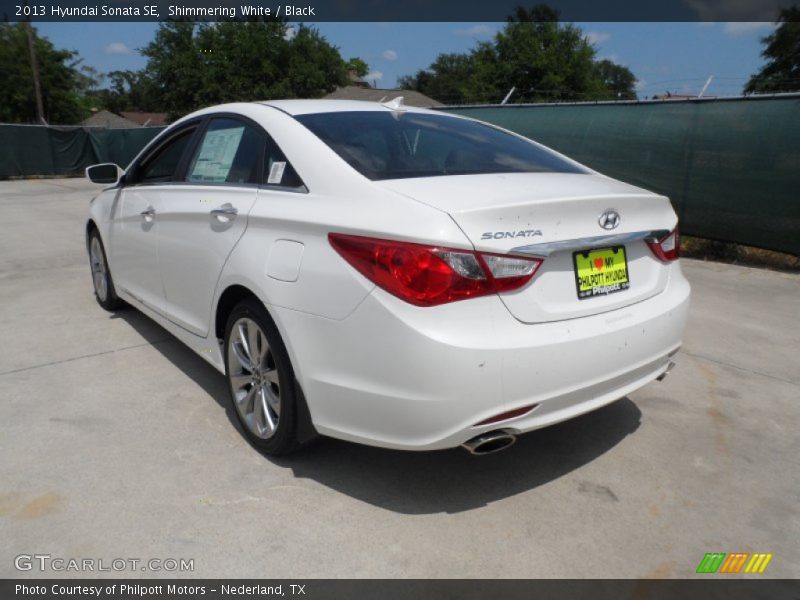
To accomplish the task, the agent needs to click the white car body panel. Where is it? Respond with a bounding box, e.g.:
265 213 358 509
86 100 690 451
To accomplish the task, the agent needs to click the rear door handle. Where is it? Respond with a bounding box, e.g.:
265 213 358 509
140 206 155 222
211 204 238 221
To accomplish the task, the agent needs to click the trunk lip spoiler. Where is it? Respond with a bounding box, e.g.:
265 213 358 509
510 229 670 257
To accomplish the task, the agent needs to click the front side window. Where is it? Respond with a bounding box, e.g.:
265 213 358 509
187 118 264 185
137 128 195 183
295 111 587 181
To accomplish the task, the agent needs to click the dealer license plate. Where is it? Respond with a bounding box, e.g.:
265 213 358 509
573 246 630 300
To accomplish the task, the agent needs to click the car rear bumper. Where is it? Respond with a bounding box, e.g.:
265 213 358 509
272 263 690 451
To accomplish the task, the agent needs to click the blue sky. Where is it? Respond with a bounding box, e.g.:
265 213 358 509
36 21 776 99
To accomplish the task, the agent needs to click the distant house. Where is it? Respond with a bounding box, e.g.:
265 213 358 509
120 111 169 127
81 109 169 129
81 110 141 129
324 86 443 109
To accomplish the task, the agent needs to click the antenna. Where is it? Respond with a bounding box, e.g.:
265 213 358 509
698 75 714 98
501 87 516 105
382 97 407 111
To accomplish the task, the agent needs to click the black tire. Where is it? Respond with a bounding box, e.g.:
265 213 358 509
223 298 299 455
88 229 124 311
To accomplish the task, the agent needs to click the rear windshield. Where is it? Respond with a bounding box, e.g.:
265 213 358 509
295 111 587 180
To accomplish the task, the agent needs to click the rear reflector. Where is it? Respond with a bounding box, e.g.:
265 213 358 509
329 233 543 307
647 227 680 262
475 404 539 426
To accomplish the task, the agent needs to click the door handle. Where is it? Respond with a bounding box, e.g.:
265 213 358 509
211 204 238 221
140 206 155 222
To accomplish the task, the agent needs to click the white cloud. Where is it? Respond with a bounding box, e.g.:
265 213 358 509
104 42 132 55
283 26 296 41
454 25 496 37
635 79 648 91
382 50 398 61
722 22 775 36
585 31 611 45
365 70 383 82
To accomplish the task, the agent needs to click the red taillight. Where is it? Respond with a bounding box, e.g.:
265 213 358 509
329 233 543 307
647 227 680 262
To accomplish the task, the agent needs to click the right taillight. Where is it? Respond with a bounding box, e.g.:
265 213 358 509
647 227 680 262
329 233 543 307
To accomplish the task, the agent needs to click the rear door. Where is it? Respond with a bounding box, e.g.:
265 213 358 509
156 116 262 336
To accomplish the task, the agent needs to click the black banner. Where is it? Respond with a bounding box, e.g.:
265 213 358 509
4 580 800 600
1 0 798 22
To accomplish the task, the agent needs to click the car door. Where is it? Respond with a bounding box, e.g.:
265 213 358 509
156 116 262 336
111 125 198 313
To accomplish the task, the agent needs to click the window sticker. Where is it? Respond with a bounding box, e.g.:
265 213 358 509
189 126 245 183
268 161 286 185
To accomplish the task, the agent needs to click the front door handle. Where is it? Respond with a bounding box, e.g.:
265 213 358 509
211 204 238 222
140 206 155 222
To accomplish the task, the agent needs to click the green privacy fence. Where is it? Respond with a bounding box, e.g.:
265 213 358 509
0 124 164 181
443 96 800 256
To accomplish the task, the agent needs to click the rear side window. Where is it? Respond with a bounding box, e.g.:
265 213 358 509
187 118 264 185
262 137 304 190
296 111 587 180
138 128 195 183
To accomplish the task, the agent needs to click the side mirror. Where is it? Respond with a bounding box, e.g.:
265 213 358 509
86 163 123 185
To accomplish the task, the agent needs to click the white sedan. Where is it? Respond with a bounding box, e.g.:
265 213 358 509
85 99 690 455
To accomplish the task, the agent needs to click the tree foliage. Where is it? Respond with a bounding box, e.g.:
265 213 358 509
399 5 637 104
745 7 800 94
0 23 93 124
126 20 354 120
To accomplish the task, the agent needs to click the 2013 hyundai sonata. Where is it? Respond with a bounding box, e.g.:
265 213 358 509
85 99 690 455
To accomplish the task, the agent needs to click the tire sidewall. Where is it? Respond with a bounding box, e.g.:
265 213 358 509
223 298 297 455
89 230 120 311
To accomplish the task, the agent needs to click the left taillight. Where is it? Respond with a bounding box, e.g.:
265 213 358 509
329 233 543 307
647 227 680 262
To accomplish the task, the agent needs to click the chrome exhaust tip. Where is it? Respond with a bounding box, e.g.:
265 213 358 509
461 430 517 455
657 361 677 382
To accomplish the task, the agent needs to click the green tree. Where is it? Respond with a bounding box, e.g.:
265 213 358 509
139 20 350 120
400 4 637 104
745 7 800 93
594 59 637 100
0 23 91 124
345 57 369 78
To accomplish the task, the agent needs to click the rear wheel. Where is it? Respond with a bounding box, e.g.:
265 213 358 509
88 230 124 311
224 298 299 455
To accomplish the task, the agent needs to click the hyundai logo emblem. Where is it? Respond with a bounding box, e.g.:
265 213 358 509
598 210 621 230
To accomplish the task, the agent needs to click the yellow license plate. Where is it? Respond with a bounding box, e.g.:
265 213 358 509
573 246 630 299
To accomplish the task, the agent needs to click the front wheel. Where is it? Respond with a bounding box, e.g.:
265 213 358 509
88 230 124 311
223 298 299 455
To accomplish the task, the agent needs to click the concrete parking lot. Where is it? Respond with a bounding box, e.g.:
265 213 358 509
1 178 798 578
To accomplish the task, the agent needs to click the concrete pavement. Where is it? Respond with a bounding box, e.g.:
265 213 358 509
1 178 798 578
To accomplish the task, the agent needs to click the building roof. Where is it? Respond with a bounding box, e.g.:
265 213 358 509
323 86 443 109
81 110 141 129
120 111 170 126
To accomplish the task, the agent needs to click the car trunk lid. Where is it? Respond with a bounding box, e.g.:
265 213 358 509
376 173 677 323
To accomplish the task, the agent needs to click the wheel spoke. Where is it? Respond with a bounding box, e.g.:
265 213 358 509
237 323 254 366
248 324 262 367
260 387 276 432
263 367 279 385
237 385 257 413
229 372 251 391
231 342 253 373
265 385 281 417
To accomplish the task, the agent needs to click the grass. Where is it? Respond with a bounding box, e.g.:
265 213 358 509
681 236 800 273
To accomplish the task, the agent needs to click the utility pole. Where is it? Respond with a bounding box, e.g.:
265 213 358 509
23 20 47 125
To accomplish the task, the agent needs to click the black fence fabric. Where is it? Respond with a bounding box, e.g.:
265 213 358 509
2 96 799 255
0 125 164 181
444 97 800 256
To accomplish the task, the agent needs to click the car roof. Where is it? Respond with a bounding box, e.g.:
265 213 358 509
258 98 439 116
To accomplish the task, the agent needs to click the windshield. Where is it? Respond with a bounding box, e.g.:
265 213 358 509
295 111 588 180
